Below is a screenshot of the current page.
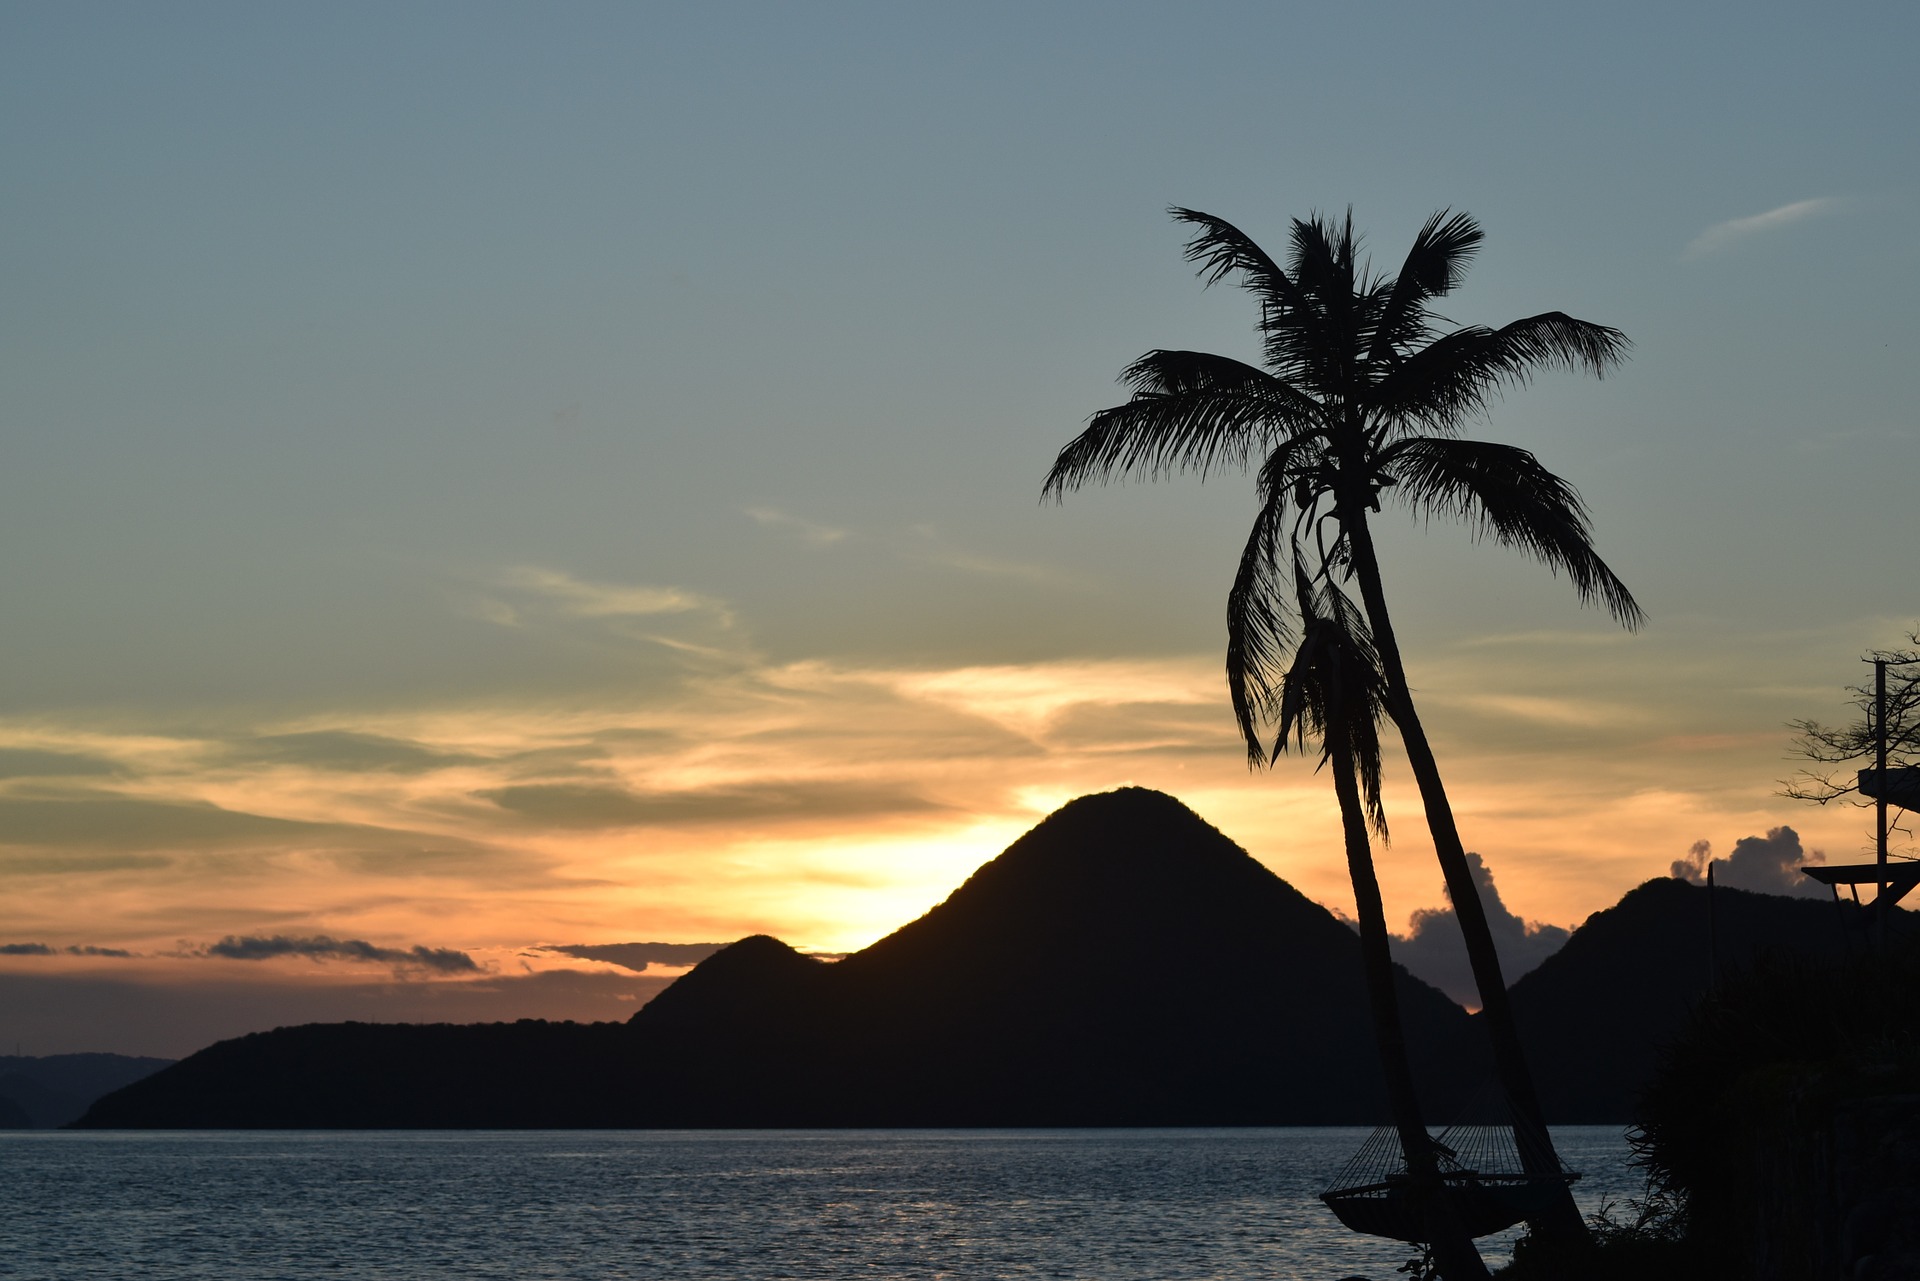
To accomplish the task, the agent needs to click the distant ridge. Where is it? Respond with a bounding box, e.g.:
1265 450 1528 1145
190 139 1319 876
1507 875 1914 1120
79 788 1471 1128
0 1053 172 1128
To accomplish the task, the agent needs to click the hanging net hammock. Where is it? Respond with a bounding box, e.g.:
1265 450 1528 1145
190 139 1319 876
1319 1120 1581 1242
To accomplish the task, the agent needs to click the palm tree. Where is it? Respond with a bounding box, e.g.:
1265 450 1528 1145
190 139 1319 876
1045 207 1643 1240
1273 553 1488 1279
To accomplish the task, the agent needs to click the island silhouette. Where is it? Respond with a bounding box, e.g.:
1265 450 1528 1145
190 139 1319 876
75 788 1904 1129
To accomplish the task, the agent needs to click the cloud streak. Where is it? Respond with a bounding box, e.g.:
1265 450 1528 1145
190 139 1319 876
0 587 1856 1027
1684 198 1840 259
545 941 727 972
475 780 944 830
2 942 138 957
199 935 481 974
745 507 849 547
495 567 728 622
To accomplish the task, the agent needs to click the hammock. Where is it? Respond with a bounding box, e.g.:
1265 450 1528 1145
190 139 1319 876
1319 1120 1581 1242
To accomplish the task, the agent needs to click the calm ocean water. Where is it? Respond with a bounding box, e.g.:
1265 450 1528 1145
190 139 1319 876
3 1127 1638 1280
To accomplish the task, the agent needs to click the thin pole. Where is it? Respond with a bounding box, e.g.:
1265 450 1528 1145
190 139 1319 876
1876 658 1888 950
1706 862 1717 991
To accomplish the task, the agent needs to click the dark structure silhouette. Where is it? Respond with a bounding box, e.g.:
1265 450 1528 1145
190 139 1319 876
1045 207 1641 1241
1787 643 1920 944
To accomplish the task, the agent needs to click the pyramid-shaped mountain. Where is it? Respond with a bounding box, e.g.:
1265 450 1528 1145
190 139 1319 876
628 787 1474 1125
80 788 1472 1127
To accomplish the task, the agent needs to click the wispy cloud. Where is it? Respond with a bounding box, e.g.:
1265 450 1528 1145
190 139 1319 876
474 779 944 830
745 507 850 548
1684 197 1841 259
1445 693 1649 730
0 600 1862 1000
494 567 728 621
1457 630 1636 650
905 526 1072 588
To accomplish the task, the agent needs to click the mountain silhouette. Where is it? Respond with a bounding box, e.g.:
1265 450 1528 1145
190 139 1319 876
84 790 1893 1129
80 788 1472 1128
629 787 1475 1124
0 1053 172 1128
77 1019 633 1128
1506 875 1912 1120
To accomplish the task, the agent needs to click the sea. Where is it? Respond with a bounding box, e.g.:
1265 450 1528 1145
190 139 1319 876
2 1127 1640 1280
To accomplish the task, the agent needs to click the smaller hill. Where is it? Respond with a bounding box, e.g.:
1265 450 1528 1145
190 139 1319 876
0 1053 173 1128
75 1021 632 1128
1507 876 1911 1120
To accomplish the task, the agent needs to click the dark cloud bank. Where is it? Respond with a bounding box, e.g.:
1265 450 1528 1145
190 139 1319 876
1388 852 1571 1007
2 943 135 958
200 934 480 973
1670 826 1827 899
1389 827 1832 1005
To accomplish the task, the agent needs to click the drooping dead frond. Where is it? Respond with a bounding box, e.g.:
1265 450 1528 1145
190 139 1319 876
1226 492 1295 764
1272 549 1393 836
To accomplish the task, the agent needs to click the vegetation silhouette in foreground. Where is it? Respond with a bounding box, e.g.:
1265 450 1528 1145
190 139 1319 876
1046 205 1643 1243
1501 940 1920 1280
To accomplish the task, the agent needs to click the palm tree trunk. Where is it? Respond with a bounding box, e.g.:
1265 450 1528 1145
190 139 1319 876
1328 726 1489 1280
1341 506 1588 1244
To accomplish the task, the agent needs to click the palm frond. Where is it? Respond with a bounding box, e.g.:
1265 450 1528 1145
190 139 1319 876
1369 312 1631 432
1169 207 1306 311
1280 212 1363 384
1382 436 1645 628
1041 351 1320 496
1365 210 1482 365
1288 211 1360 311
1226 493 1296 763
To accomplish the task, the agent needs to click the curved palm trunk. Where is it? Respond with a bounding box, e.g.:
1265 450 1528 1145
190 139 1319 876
1328 726 1489 1280
1342 508 1588 1245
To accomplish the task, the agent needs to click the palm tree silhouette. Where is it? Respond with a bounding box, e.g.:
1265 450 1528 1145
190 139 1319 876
1045 207 1642 1240
1273 553 1488 1279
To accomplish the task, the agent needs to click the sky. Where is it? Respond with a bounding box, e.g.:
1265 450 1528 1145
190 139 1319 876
3 1 1917 1057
